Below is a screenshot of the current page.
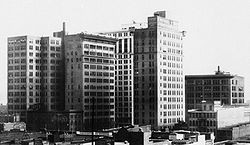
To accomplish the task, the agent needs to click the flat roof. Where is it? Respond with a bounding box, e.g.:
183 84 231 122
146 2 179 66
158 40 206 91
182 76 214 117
66 33 117 43
185 74 234 79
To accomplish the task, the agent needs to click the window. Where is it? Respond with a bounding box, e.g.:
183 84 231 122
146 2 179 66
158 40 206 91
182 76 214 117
29 45 33 50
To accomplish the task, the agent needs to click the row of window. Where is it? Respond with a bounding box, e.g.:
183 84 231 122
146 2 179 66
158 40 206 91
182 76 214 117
162 68 183 75
159 96 184 103
8 52 26 57
115 92 133 97
26 65 62 71
84 85 114 90
8 71 26 77
84 64 114 70
189 120 216 127
166 48 183 55
160 117 182 124
8 39 27 44
135 76 183 83
8 59 26 64
117 65 132 70
160 110 183 117
84 92 114 97
85 71 114 77
189 112 217 118
186 93 230 98
84 78 114 83
186 86 231 91
8 78 26 83
83 51 114 58
84 44 114 52
232 99 244 103
8 82 60 91
116 81 132 86
8 92 26 96
161 61 183 69
10 59 60 65
186 79 230 85
232 92 244 97
134 39 182 48
107 32 132 37
7 105 26 110
161 104 184 110
161 90 183 96
29 45 41 51
8 98 26 103
84 58 114 64
8 72 60 79
116 54 133 59
161 32 182 40
8 45 26 51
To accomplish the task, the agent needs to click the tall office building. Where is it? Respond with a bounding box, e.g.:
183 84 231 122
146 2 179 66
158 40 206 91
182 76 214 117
7 35 64 121
134 11 185 129
101 23 146 127
185 67 244 111
64 33 117 131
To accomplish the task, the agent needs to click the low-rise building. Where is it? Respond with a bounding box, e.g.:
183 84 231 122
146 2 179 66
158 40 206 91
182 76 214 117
185 67 245 118
114 125 152 145
188 101 250 140
217 122 250 142
114 125 214 145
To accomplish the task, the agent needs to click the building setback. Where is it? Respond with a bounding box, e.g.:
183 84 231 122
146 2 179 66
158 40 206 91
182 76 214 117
134 11 185 129
64 33 117 131
185 67 244 112
7 35 65 121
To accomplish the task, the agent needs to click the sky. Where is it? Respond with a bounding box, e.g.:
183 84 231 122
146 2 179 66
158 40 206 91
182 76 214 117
1 0 250 104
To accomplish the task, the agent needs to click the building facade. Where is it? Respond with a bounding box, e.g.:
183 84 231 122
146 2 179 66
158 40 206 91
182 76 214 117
185 67 244 112
188 101 249 139
134 11 185 129
64 33 117 131
7 35 64 121
188 102 217 134
101 24 144 127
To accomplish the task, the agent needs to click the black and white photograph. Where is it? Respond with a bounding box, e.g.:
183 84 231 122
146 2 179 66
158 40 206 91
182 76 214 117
1 0 250 144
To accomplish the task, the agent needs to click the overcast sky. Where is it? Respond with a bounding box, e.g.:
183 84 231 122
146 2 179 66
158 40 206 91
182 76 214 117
1 0 250 104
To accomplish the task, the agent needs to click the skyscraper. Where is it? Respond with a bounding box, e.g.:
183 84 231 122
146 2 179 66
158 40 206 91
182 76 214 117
64 33 117 131
134 11 185 129
101 23 146 127
7 35 64 121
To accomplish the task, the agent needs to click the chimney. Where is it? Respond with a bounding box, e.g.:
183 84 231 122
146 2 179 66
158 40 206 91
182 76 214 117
215 66 223 75
63 22 66 35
